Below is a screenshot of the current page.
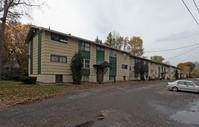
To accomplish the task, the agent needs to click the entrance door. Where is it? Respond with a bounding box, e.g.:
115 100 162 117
97 68 103 81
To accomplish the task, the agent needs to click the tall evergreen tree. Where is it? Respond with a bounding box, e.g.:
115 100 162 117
95 36 102 44
104 32 113 47
70 52 83 84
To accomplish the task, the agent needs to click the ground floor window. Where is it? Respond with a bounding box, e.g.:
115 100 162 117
82 75 89 82
56 75 63 83
109 76 115 81
83 59 90 69
123 76 126 80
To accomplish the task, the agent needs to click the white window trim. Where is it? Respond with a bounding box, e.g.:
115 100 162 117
83 59 90 69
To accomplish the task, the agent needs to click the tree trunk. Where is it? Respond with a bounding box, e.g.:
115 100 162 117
0 0 9 80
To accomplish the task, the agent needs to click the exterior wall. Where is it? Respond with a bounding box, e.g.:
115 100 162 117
104 47 110 82
89 43 97 82
30 31 79 83
32 34 38 75
148 62 158 79
28 28 182 83
129 57 135 80
116 52 129 81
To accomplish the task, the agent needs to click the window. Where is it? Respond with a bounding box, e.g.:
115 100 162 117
83 59 90 69
51 33 68 43
135 59 138 63
110 49 116 57
79 41 90 51
122 64 128 69
186 82 194 86
109 76 115 81
82 75 89 82
123 76 126 80
123 54 127 60
51 55 67 63
97 46 105 51
111 63 116 70
178 81 185 85
56 75 63 83
129 66 131 70
151 69 153 73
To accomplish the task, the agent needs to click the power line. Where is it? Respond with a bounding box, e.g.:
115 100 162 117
182 0 199 26
145 43 199 53
167 45 199 59
193 0 199 12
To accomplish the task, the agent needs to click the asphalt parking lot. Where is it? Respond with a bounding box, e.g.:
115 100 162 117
0 80 199 127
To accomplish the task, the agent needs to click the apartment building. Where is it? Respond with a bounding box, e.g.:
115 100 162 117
25 26 181 83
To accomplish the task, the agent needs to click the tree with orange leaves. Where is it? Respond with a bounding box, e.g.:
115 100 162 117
2 21 31 75
177 62 195 78
127 36 144 56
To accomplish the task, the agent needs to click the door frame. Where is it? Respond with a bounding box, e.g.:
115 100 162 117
97 67 103 82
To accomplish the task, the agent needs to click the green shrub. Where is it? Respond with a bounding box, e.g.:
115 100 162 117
140 75 145 81
13 75 20 81
2 70 14 80
175 70 179 79
20 76 37 84
98 79 102 84
70 52 83 84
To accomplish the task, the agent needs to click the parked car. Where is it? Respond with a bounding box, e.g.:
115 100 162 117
195 78 199 81
167 80 199 93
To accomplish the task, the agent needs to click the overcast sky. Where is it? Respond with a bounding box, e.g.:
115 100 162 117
22 0 199 66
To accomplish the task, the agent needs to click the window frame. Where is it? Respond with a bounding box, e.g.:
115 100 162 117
110 49 116 57
96 45 105 51
79 41 90 52
50 55 67 63
83 59 90 69
81 75 89 82
123 53 127 60
110 63 116 70
56 75 63 83
122 64 128 69
51 33 68 43
109 76 115 81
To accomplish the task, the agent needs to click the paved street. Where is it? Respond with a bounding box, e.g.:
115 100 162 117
1 80 199 127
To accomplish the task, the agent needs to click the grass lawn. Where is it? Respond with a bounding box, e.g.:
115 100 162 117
0 81 105 109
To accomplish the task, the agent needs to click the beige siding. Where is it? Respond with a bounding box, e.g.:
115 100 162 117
32 35 38 75
89 43 97 82
149 62 159 79
116 52 129 81
41 31 78 77
129 57 135 80
104 47 110 82
28 28 181 83
28 41 31 75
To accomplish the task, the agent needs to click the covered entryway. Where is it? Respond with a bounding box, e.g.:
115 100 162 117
94 61 112 82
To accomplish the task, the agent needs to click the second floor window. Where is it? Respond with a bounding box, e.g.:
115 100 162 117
79 41 90 51
97 46 105 51
111 63 116 70
51 33 68 43
110 49 116 57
